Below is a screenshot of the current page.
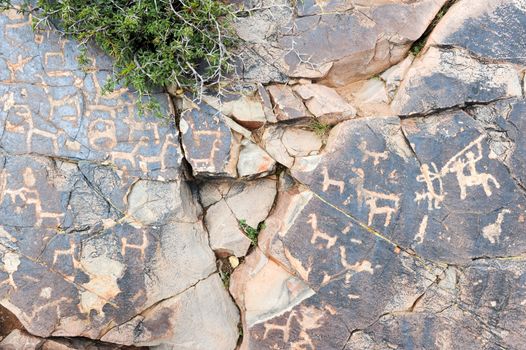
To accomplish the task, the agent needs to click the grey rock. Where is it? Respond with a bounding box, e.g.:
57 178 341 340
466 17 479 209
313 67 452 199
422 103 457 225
392 47 522 116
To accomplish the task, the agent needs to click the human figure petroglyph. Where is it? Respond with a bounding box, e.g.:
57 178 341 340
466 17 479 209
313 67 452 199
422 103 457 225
307 213 337 249
347 167 365 206
449 150 500 200
0 250 21 290
415 163 445 210
482 209 511 244
415 136 500 208
263 306 325 349
358 140 388 165
322 166 344 194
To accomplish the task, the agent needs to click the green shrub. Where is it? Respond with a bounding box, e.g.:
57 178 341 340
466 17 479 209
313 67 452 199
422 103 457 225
0 0 236 114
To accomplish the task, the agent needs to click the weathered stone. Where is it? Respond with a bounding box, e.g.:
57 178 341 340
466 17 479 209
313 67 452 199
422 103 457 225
234 0 447 85
237 182 442 349
201 178 277 257
230 248 315 349
293 83 356 121
205 199 252 257
224 178 277 228
339 78 391 117
101 274 240 350
257 83 277 123
237 139 276 178
346 259 526 349
0 10 236 348
391 46 522 116
0 330 43 349
267 84 310 121
203 93 267 130
261 126 323 168
428 0 526 66
380 54 414 99
180 101 241 177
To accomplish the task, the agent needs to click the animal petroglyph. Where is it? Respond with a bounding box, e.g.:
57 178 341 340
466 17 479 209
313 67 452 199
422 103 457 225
339 246 374 274
322 166 344 194
358 140 388 165
363 189 400 227
482 209 511 244
308 213 337 248
3 168 64 227
415 136 500 208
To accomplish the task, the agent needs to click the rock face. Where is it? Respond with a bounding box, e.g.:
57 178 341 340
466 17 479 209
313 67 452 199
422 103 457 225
229 0 526 349
0 9 238 349
3 0 526 349
234 0 448 86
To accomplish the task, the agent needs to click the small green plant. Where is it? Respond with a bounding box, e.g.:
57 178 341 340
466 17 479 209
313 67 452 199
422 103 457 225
409 0 457 57
309 119 331 137
0 0 236 115
238 219 265 246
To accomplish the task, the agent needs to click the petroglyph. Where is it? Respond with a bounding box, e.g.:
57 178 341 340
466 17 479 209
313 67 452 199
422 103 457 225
415 163 445 210
363 189 400 227
414 215 428 244
0 251 20 290
322 166 344 194
308 213 338 248
263 306 325 349
339 246 374 274
416 136 500 208
482 209 511 244
358 140 388 166
3 168 63 227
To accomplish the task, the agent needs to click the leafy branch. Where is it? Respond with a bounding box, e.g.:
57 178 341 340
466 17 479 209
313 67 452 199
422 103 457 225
0 0 237 116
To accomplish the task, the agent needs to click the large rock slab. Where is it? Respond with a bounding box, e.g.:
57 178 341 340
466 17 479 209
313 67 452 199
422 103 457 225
346 260 526 349
234 0 447 85
291 114 526 264
233 181 442 349
428 0 526 65
391 46 522 116
0 9 238 348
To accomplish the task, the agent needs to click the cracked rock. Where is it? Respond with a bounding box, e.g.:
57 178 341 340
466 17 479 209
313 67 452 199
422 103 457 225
391 46 522 116
0 10 237 349
201 178 277 257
